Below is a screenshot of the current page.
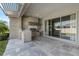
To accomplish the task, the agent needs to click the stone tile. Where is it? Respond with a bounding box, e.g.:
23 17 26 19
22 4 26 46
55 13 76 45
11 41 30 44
3 37 79 56
26 47 47 56
50 48 73 56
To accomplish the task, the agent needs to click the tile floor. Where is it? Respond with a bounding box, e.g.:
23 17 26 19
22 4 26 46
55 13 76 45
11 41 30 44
3 37 79 56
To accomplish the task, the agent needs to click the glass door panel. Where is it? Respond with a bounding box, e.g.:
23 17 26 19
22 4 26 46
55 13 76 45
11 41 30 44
70 14 77 41
61 15 71 40
52 18 61 38
61 14 77 41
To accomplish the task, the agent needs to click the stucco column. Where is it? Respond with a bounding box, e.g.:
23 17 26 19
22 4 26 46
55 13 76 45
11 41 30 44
77 12 79 43
9 17 22 39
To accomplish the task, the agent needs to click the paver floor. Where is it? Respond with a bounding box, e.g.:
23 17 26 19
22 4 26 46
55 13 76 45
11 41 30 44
3 37 79 56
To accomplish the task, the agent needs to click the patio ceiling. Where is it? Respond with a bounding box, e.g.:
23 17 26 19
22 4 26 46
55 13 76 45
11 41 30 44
1 3 79 18
25 3 79 19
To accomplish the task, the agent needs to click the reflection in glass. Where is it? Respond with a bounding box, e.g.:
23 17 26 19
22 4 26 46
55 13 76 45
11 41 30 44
52 18 61 38
45 13 77 41
70 14 76 41
61 15 71 40
61 14 76 41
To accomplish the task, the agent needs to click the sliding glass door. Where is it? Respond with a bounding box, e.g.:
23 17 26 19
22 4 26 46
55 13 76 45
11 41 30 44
45 13 77 41
61 14 77 41
70 14 77 41
61 15 71 40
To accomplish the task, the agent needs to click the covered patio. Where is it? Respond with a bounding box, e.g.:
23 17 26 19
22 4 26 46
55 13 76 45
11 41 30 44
4 37 79 56
1 3 79 56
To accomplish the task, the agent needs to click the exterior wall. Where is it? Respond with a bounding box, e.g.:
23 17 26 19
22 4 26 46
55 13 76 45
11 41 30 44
9 16 39 40
23 17 38 29
9 17 22 39
8 4 79 44
25 4 79 43
23 17 41 38
42 6 79 44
